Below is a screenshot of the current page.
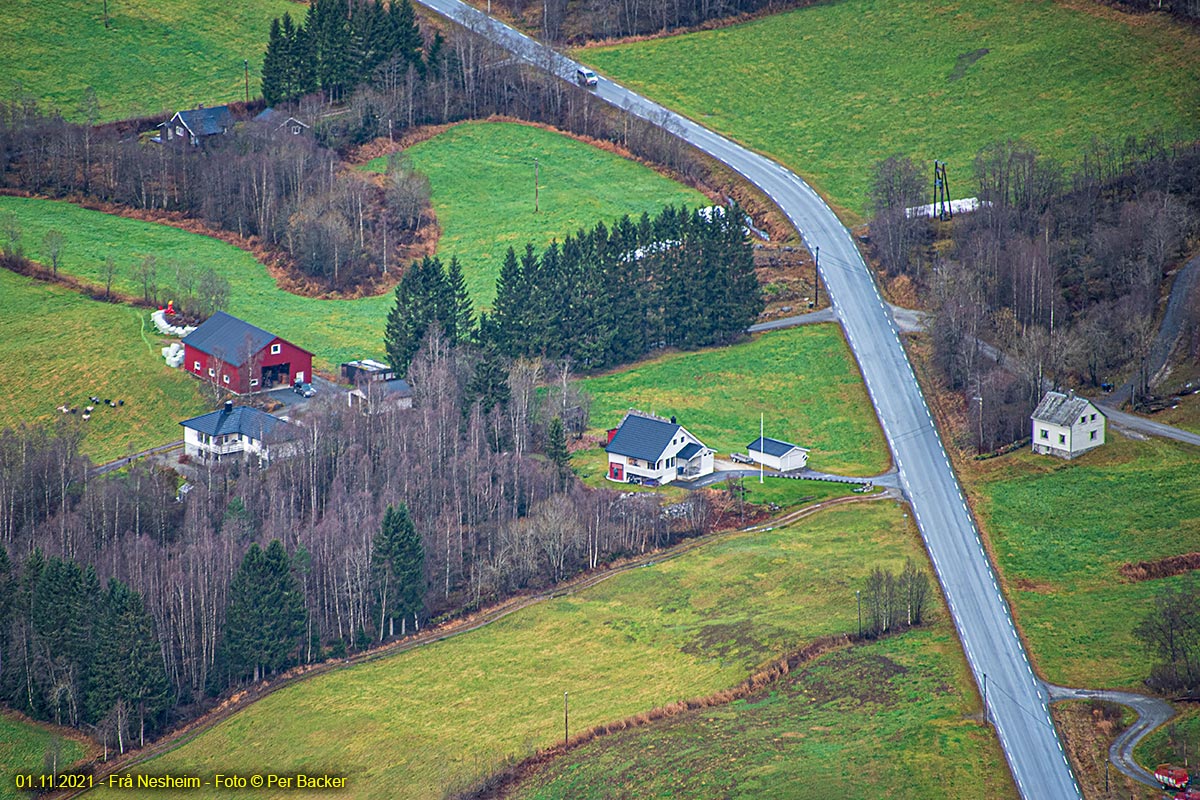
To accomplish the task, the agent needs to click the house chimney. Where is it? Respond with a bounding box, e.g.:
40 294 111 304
224 400 233 413
670 415 677 424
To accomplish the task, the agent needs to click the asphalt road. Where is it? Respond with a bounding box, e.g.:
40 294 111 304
1046 684 1175 786
411 3 1081 796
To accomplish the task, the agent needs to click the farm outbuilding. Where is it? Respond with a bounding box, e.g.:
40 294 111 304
746 436 809 472
182 311 313 395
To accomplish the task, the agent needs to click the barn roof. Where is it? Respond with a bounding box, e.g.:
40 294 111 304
747 436 806 457
606 413 680 462
172 105 234 137
180 406 293 440
1031 391 1099 427
182 311 279 366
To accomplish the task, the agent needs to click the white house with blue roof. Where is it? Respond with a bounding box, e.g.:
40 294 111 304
747 436 809 472
180 402 297 465
605 411 713 485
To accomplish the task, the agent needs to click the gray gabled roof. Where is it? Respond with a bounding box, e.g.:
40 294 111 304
747 436 806 458
170 106 234 137
606 413 680 462
677 442 702 461
180 406 293 441
1031 391 1100 427
253 108 310 130
182 311 278 366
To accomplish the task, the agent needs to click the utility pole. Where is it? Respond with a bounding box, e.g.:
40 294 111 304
244 59 249 104
982 672 988 723
855 589 861 638
534 158 540 213
563 691 569 747
103 0 109 29
814 245 819 306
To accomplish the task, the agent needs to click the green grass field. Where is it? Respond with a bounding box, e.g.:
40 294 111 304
0 714 89 800
1136 705 1200 773
577 324 890 476
0 269 206 463
581 0 1200 220
92 501 952 799
0 0 297 122
508 623 1015 800
966 435 1200 689
1 122 704 369
365 121 706 309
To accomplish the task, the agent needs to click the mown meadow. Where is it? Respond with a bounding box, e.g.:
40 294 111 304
88 501 988 799
364 121 707 309
0 0 297 122
966 435 1200 689
0 269 206 463
577 323 890 477
0 714 89 800
0 122 705 370
580 0 1200 220
508 624 1016 800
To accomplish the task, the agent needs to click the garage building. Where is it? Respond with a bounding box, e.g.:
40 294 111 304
747 436 809 472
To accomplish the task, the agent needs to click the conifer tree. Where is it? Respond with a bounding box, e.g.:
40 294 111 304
445 256 475 345
261 17 287 106
371 504 424 639
384 256 453 374
222 542 307 683
88 580 169 747
546 417 571 488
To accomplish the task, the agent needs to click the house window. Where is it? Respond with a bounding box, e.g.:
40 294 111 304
194 361 201 371
1090 430 1097 441
223 375 230 384
1039 429 1048 440
208 368 215 377
1090 413 1097 421
1058 434 1066 445
250 378 259 387
271 344 282 355
291 125 301 135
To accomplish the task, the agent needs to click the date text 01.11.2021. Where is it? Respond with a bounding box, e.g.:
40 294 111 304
14 773 93 791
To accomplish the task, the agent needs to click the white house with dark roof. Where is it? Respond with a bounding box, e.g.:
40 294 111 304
605 411 713 485
1031 390 1106 459
747 436 809 472
180 402 297 465
158 105 235 146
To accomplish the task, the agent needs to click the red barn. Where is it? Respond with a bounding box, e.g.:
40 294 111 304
181 311 313 395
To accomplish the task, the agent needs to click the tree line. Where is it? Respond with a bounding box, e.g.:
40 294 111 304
1 9 754 292
0 333 716 744
867 137 1200 452
1136 575 1200 696
262 0 427 106
385 204 763 376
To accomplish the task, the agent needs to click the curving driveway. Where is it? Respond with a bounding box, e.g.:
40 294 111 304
411 2 1082 797
1046 684 1176 787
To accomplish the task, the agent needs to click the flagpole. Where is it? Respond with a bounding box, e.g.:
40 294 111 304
760 413 764 484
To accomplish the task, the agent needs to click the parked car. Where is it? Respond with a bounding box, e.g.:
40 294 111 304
293 381 316 398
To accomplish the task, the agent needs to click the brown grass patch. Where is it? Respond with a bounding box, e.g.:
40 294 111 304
1013 578 1056 594
1120 551 1200 582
